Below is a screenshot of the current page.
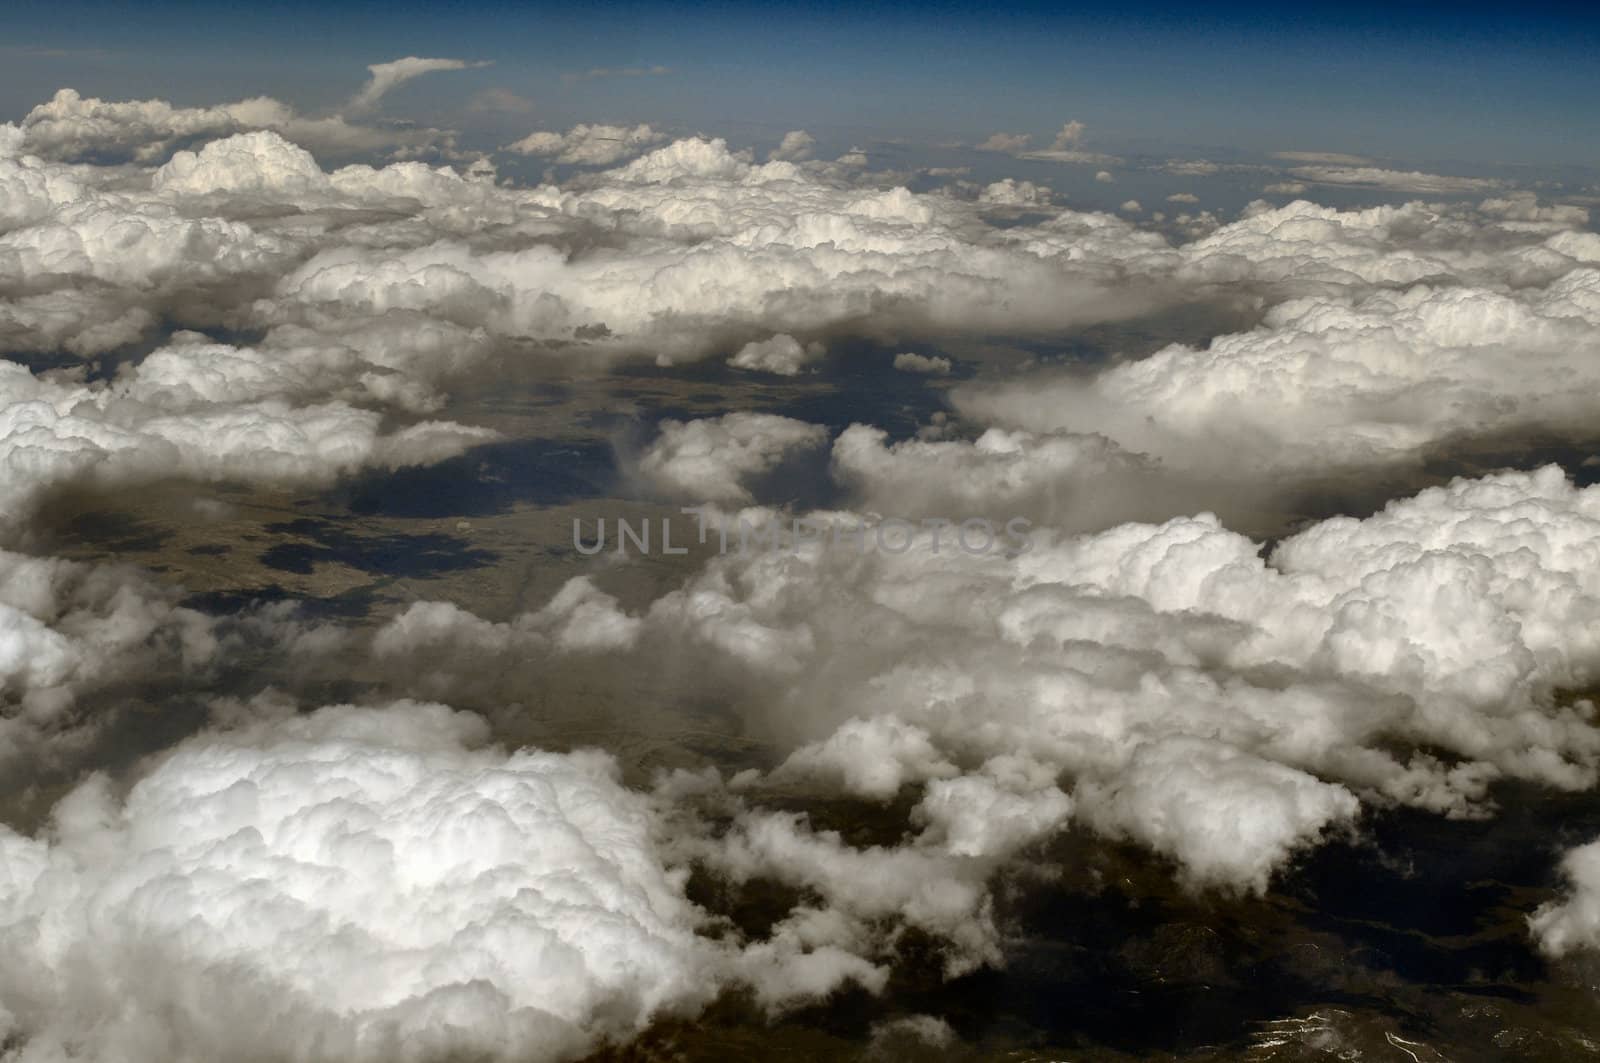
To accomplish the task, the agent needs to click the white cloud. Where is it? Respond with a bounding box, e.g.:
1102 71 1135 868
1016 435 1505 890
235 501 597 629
1017 126 1121 166
638 413 828 503
727 334 824 376
964 274 1600 477
830 422 1161 526
562 65 672 84
2 102 1180 378
978 178 1052 206
0 549 215 762
976 132 1031 153
1052 120 1086 149
891 351 951 374
505 123 666 166
274 136 1173 362
349 56 489 112
1272 150 1375 165
0 337 495 530
466 87 536 114
1164 159 1221 176
1531 838 1600 956
0 701 719 1062
769 130 816 162
1075 737 1357 892
609 463 1600 903
1288 165 1504 194
2 72 1600 1046
958 197 1600 476
18 86 457 164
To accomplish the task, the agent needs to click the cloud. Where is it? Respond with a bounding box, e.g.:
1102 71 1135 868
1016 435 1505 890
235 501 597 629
1272 150 1376 165
0 334 496 531
154 129 333 196
976 132 1031 153
830 422 1168 527
272 135 1174 362
1019 147 1123 165
6 93 1178 377
1288 165 1504 194
1013 125 1120 166
964 276 1600 478
958 197 1600 477
6 73 1600 1047
892 351 951 374
1095 169 1115 183
1050 120 1086 150
349 56 489 112
1076 737 1358 892
769 129 816 162
617 463 1600 898
978 178 1052 206
467 87 537 114
1531 839 1600 956
727 334 824 376
1166 191 1199 203
17 87 457 164
375 578 642 666
504 123 667 165
638 413 829 503
0 701 721 1062
562 65 672 84
362 453 1600 972
1163 159 1221 176
0 549 216 765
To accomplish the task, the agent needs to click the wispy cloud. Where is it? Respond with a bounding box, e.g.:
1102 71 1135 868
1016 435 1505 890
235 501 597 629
561 65 672 85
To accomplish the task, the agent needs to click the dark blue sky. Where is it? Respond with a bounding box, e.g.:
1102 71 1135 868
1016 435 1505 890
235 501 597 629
4 0 1597 168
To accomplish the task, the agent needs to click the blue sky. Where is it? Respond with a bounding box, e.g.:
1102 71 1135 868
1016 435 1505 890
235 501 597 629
4 0 1597 169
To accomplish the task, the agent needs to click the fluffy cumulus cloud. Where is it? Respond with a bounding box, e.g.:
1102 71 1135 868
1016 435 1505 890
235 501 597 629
1019 120 1121 165
0 702 720 1062
4 89 1194 371
367 460 1600 976
727 333 824 375
0 338 495 532
978 178 1052 206
373 576 643 669
617 467 1600 903
638 413 829 503
0 549 216 764
830 422 1169 527
1288 165 1503 194
0 124 506 522
769 130 816 162
976 131 1031 153
505 123 666 166
269 135 1174 363
1531 839 1600 956
0 699 921 1061
891 351 950 374
960 196 1600 477
15 83 460 164
10 72 1600 1045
